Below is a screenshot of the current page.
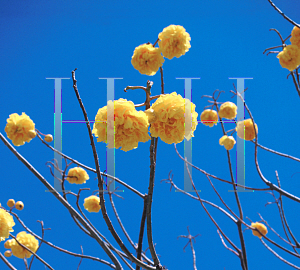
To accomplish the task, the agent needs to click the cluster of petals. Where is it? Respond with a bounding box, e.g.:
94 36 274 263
290 26 300 48
93 99 150 151
148 92 198 144
0 209 15 242
218 102 237 119
131 44 164 76
219 135 236 150
200 109 218 127
66 167 89 184
158 25 191 59
277 44 300 71
84 195 101 213
5 113 36 146
10 231 39 258
251 222 268 238
236 119 258 141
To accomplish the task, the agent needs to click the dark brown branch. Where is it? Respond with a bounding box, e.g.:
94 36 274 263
9 233 54 270
261 239 300 269
0 252 17 270
267 0 300 28
146 137 161 268
136 195 149 270
71 69 155 270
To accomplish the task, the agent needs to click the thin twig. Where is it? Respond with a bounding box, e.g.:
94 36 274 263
267 0 300 28
10 233 54 270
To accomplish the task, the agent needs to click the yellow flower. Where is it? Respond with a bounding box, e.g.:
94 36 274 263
277 45 300 71
10 231 39 258
158 25 191 59
218 102 237 120
290 26 300 48
236 119 258 141
251 222 268 239
93 99 151 151
0 209 15 242
66 167 89 184
149 92 198 144
200 109 218 127
83 195 101 213
4 113 35 146
219 135 236 150
131 44 164 76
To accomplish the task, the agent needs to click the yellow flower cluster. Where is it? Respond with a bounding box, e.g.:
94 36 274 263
291 26 300 48
93 99 150 152
66 167 89 184
131 25 191 75
251 222 268 239
7 232 39 258
200 109 218 127
0 209 15 242
131 44 164 76
158 25 191 60
236 119 258 141
277 45 300 71
218 102 237 119
149 92 198 144
5 113 36 146
83 195 101 213
219 135 236 150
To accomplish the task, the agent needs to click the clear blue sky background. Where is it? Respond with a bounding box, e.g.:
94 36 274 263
1 0 300 269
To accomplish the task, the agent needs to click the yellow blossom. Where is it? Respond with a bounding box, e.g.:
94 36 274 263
277 45 300 71
10 231 39 258
66 167 89 184
236 119 258 141
0 209 15 242
219 135 236 150
290 26 300 48
200 109 218 127
149 92 198 144
251 222 268 238
158 25 191 59
4 113 35 146
93 99 150 151
83 195 101 213
131 44 164 76
218 102 237 120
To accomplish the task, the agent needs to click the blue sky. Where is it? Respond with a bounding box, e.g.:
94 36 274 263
1 0 300 269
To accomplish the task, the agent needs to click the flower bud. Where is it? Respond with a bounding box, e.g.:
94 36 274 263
44 134 53 142
4 250 12 257
15 201 24 211
7 199 15 208
144 108 156 124
27 130 37 139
